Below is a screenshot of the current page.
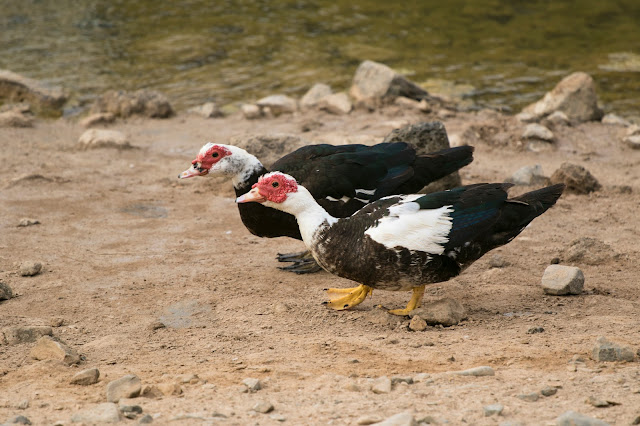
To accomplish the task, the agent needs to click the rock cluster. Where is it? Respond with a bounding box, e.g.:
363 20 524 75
0 69 67 116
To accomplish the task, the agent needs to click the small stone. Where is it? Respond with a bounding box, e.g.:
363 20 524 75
71 368 100 386
371 376 392 394
141 385 163 399
17 218 40 227
624 135 640 150
527 327 545 334
17 400 29 409
19 261 42 277
269 414 286 422
550 162 601 194
71 402 121 424
49 317 64 327
120 405 143 419
601 113 630 126
0 281 14 301
523 123 554 141
517 392 539 402
317 92 352 115
256 94 297 115
241 104 262 119
242 378 262 392
541 265 584 295
591 336 635 362
3 326 52 344
489 254 510 268
252 401 274 414
147 321 165 331
300 83 332 109
409 298 466 326
373 411 416 426
78 129 132 150
630 415 640 425
30 336 80 365
356 415 383 425
106 374 142 403
515 112 538 123
344 381 361 392
179 374 199 384
5 415 32 425
138 414 154 423
0 69 67 116
187 102 223 118
390 376 413 386
350 60 428 107
507 165 549 186
540 386 558 397
483 404 504 417
409 315 427 331
586 396 610 407
544 111 570 126
626 124 640 136
453 366 495 377
412 373 431 383
80 112 115 127
555 410 609 426
156 382 182 396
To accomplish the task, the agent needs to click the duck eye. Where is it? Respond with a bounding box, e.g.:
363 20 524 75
272 181 279 188
212 152 219 158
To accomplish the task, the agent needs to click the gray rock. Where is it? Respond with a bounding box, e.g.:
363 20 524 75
120 404 143 419
591 336 636 362
623 134 640 150
80 112 115 128
601 113 630 126
544 111 571 127
317 92 352 115
350 60 428 107
527 327 545 334
3 326 52 344
382 121 462 193
0 69 67 117
19 261 42 277
452 366 495 377
71 368 100 386
256 94 297 115
90 89 174 118
187 102 223 118
0 281 13 301
541 386 558 396
408 315 427 331
71 402 121 424
489 254 510 268
242 378 262 392
409 298 466 326
30 336 80 365
300 83 332 109
252 401 274 413
564 237 615 265
229 133 308 168
18 218 40 227
522 123 555 142
517 392 539 402
78 129 133 150
106 374 142 403
631 415 640 425
390 376 413 385
371 376 392 394
241 103 262 119
0 111 34 128
541 265 584 295
550 162 601 194
4 415 31 424
372 411 416 426
555 410 609 426
138 414 154 423
586 396 610 407
521 72 603 123
483 404 504 416
507 165 549 186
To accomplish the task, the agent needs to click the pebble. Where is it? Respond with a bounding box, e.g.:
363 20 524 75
550 162 601 194
544 110 570 126
483 404 504 416
80 112 115 127
356 415 383 425
300 83 332 109
624 134 640 150
540 386 558 397
70 402 121 424
0 281 14 301
19 261 42 277
187 102 223 118
269 414 286 422
517 392 539 402
251 401 274 414
601 113 630 126
371 376 392 394
17 400 29 410
78 129 132 150
631 415 640 425
409 315 427 331
373 411 415 426
70 368 100 386
242 378 262 392
120 404 143 419
586 396 610 408
390 376 413 386
350 60 427 107
541 265 584 295
555 410 609 426
317 92 352 115
452 366 495 377
30 336 80 365
507 165 549 186
17 218 40 227
179 373 199 384
527 327 545 334
522 123 554 141
241 104 262 119
138 414 154 423
49 317 64 327
4 415 31 425
256 94 297 115
106 374 142 403
413 373 431 383
156 382 182 396
409 298 467 326
489 254 510 268
591 336 635 362
147 321 165 331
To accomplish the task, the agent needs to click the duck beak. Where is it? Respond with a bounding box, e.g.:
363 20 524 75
236 187 266 204
178 166 209 179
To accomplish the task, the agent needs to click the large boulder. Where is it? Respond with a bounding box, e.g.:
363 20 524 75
350 60 428 108
520 72 603 123
0 69 67 117
90 89 174 118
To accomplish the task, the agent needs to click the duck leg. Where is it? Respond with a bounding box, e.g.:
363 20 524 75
323 285 373 310
276 250 323 274
388 285 426 316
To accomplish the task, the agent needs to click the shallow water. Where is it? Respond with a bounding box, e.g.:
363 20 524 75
1 0 639 116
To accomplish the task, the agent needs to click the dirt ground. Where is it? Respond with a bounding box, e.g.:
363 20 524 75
1 106 639 425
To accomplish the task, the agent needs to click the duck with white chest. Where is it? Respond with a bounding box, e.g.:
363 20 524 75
237 172 565 315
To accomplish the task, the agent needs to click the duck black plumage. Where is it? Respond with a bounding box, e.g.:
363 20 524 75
179 142 475 273
237 172 565 315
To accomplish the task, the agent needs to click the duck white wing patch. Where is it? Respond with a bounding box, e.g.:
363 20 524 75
364 199 453 254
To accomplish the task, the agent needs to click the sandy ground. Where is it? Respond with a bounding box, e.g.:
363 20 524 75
1 106 639 425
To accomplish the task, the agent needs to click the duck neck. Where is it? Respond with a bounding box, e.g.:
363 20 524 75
224 146 268 192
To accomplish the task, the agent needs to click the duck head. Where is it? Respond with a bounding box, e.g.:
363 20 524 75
236 172 302 209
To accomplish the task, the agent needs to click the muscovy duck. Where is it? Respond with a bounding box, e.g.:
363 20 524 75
237 172 565 315
179 142 474 273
